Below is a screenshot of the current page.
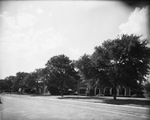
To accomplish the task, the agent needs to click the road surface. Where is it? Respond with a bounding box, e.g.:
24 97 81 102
0 94 149 120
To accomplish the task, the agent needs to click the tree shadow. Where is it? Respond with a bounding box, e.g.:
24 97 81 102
99 99 150 107
58 96 150 107
58 96 106 100
30 94 52 97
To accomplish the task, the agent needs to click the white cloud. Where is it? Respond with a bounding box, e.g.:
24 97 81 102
0 11 19 31
17 12 36 29
49 12 53 16
119 6 149 39
68 48 85 60
0 27 66 58
0 26 67 78
0 7 67 78
36 7 44 14
32 28 65 50
0 10 36 31
69 48 79 55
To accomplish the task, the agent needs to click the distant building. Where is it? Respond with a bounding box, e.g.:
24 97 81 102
77 80 131 96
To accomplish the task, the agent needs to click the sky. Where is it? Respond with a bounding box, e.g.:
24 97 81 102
0 1 149 79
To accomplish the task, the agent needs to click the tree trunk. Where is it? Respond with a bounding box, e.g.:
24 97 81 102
61 79 64 97
61 86 63 97
113 87 116 100
36 80 39 95
0 97 2 104
113 80 117 100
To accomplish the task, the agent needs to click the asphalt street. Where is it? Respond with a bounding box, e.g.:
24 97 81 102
0 94 149 120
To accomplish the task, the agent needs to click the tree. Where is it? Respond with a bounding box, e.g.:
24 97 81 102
91 34 150 100
34 68 47 94
11 72 29 92
144 79 150 97
76 53 113 96
22 72 37 93
23 68 49 94
0 76 15 92
76 54 96 95
46 54 78 97
76 54 94 79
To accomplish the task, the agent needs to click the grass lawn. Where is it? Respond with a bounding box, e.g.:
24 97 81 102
1 93 150 108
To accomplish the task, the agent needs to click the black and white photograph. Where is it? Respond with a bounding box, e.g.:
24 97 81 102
0 0 150 120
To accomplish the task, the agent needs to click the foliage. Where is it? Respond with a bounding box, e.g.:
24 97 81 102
0 76 15 92
48 85 60 95
22 73 37 92
91 34 150 99
11 72 29 92
76 54 94 79
144 81 150 93
46 54 79 96
1 34 149 98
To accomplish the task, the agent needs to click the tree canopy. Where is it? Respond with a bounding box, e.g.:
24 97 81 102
91 34 150 99
46 54 79 96
1 34 150 99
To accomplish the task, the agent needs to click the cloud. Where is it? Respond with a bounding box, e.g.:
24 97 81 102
0 11 19 31
32 28 65 50
68 48 85 60
17 12 36 29
0 27 66 59
0 8 67 78
49 12 53 16
0 10 36 31
119 6 149 39
0 10 37 56
36 7 44 14
0 26 67 78
69 48 80 55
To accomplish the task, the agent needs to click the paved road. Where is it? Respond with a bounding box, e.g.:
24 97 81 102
0 94 149 120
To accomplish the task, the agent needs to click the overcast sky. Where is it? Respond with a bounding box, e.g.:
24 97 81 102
0 1 149 79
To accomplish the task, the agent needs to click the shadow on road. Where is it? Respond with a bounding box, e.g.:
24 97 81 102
58 96 150 107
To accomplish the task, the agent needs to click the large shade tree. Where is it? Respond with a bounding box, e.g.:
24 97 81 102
76 54 104 95
11 72 29 92
16 68 49 94
76 52 112 95
34 68 49 94
76 54 95 80
46 54 79 97
22 72 38 94
91 34 150 100
0 76 16 92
